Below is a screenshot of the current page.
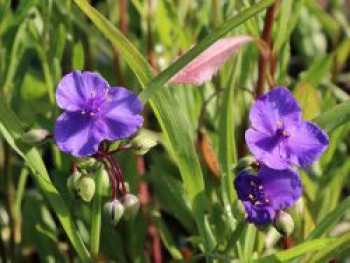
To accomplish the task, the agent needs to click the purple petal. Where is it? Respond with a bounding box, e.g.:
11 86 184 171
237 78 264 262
282 121 329 167
234 171 260 201
56 71 109 111
245 128 290 170
243 201 275 225
249 87 301 135
100 87 143 141
54 112 105 157
259 166 302 211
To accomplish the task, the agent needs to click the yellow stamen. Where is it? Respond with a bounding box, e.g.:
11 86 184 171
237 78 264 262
250 181 255 186
282 130 288 136
277 121 282 128
265 198 269 203
249 194 254 200
254 201 261 205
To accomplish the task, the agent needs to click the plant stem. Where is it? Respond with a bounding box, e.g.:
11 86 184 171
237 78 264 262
90 164 104 260
224 222 247 253
256 2 276 97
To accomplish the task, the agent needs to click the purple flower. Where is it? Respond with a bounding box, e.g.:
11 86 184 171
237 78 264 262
246 87 329 170
234 167 302 225
54 71 143 157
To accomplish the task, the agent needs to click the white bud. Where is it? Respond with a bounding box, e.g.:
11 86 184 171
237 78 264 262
104 200 124 225
122 194 140 219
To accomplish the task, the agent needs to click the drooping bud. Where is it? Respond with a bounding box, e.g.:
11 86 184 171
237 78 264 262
131 129 158 155
122 194 140 219
273 211 294 236
21 129 49 144
67 171 82 197
75 175 96 202
104 200 124 225
231 156 257 174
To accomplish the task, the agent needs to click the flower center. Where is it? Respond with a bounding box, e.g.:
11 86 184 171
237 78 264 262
276 121 290 138
248 180 269 206
81 89 111 117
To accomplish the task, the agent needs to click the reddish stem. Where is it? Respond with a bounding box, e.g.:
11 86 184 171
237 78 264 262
256 2 276 97
108 155 127 196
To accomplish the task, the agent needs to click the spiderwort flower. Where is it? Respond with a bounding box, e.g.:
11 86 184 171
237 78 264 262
246 87 329 170
54 71 143 157
234 166 302 225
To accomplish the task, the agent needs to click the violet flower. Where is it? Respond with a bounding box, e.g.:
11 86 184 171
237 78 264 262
246 87 329 170
234 167 302 225
54 71 143 157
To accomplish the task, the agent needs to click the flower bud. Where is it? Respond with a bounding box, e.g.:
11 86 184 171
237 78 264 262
273 211 294 236
104 200 124 225
21 129 49 144
75 175 96 202
67 171 82 197
122 194 140 219
131 129 158 155
74 158 97 170
231 156 257 174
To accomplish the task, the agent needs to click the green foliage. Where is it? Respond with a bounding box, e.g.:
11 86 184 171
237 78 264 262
0 0 349 262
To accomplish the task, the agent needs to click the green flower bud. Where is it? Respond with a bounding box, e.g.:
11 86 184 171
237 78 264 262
122 194 140 219
74 158 97 170
75 175 96 202
131 129 158 155
67 171 82 197
273 211 294 236
104 200 124 225
21 129 49 144
231 156 257 174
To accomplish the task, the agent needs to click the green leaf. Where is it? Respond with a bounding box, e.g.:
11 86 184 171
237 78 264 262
0 98 92 263
308 232 350 263
253 238 335 263
306 196 350 240
313 100 350 133
72 40 85 70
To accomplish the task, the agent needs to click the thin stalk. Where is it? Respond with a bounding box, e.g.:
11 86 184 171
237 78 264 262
256 2 276 97
224 222 247 253
90 164 104 259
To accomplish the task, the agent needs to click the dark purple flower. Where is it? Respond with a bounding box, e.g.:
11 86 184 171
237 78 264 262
234 167 302 225
54 71 143 157
246 87 329 170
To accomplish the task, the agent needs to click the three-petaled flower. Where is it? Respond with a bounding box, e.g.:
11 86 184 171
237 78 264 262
54 71 143 157
234 166 302 225
246 87 329 170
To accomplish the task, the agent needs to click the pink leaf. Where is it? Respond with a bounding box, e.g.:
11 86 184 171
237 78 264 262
171 35 254 85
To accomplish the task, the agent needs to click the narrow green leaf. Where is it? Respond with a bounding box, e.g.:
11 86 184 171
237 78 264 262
308 232 350 263
306 196 350 240
0 99 92 263
253 238 335 263
313 100 350 133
